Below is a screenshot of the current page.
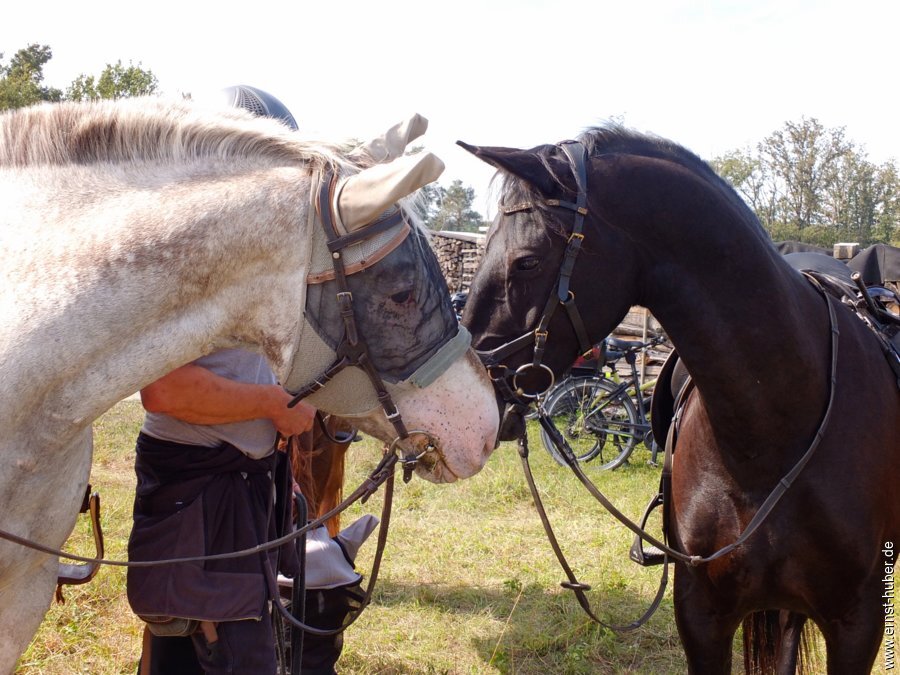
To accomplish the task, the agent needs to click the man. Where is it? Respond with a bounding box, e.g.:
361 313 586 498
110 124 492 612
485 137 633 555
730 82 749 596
130 349 316 674
128 86 315 675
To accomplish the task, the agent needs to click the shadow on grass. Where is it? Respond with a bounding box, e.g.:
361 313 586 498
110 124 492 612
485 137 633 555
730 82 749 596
365 577 683 673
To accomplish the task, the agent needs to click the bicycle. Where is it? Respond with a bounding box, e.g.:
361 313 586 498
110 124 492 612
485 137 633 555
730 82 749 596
538 335 667 470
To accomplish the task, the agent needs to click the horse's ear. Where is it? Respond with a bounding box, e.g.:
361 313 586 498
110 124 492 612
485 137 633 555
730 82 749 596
457 141 559 197
350 113 429 165
335 152 444 232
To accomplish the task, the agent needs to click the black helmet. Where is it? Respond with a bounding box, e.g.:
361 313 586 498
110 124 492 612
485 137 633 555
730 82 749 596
221 84 298 130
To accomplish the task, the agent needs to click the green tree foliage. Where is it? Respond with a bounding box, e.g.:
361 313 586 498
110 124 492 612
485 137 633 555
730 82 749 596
66 60 158 101
0 44 63 110
423 180 486 232
711 117 900 247
1 44 158 110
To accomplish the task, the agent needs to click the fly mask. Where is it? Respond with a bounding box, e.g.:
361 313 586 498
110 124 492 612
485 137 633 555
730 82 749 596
281 118 469 441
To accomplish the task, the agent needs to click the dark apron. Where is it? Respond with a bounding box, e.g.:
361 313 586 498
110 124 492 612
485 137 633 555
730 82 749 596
127 433 298 622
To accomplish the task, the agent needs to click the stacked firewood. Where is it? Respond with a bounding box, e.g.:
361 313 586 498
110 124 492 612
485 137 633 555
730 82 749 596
429 231 486 293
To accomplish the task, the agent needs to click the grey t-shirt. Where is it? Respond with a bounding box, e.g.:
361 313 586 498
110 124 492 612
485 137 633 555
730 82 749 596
141 349 279 459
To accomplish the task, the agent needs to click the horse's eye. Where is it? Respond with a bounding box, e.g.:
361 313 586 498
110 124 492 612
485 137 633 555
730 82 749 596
516 256 541 272
390 290 414 304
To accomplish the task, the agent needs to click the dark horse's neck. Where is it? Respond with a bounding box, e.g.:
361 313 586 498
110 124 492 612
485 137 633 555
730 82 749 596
598 154 832 468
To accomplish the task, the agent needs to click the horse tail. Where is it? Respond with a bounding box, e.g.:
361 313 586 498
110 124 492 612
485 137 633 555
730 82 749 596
288 415 351 538
312 416 350 537
742 610 817 674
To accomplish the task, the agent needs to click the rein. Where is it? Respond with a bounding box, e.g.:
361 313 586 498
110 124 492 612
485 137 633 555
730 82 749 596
0 449 400 568
484 140 843 630
539 286 838 568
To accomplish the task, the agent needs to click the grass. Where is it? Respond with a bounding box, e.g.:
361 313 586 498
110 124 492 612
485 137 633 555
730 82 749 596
16 401 894 673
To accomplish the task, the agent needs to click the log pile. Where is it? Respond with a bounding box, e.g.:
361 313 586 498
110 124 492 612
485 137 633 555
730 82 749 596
429 230 485 293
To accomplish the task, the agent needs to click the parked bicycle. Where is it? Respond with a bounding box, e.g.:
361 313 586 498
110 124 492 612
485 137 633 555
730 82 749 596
538 335 668 470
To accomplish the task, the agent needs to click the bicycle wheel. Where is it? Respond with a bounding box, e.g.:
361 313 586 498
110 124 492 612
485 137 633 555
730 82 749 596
539 377 640 470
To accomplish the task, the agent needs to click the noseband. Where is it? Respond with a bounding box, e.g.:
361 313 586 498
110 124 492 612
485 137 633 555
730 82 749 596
476 141 596 408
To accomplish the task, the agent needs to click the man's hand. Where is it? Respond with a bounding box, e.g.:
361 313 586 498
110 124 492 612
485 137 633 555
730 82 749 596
141 364 316 434
268 392 316 437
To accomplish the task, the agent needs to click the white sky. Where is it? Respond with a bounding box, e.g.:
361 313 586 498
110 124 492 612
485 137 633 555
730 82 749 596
3 0 898 216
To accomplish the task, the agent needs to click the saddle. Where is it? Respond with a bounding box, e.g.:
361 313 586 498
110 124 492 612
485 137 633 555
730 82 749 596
784 252 900 388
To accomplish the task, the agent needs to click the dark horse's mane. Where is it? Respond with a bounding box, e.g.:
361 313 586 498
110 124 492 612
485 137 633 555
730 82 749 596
498 124 769 242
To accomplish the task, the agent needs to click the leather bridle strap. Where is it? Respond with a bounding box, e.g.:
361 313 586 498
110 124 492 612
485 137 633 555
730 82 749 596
287 172 409 442
266 466 396 638
476 141 594 403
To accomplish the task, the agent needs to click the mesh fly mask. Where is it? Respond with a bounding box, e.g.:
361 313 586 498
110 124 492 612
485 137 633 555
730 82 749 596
282 171 469 460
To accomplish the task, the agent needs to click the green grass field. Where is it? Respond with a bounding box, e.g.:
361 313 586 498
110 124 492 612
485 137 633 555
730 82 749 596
15 401 894 673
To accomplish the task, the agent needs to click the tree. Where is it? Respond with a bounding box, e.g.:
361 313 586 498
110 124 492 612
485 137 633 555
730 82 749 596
759 117 850 239
710 149 778 229
712 118 900 247
424 180 485 232
66 60 158 101
1 46 158 109
0 44 63 110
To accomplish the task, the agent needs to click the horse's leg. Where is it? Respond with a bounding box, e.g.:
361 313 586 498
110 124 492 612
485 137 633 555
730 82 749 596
775 611 808 675
0 555 58 674
0 429 93 673
819 611 883 674
673 568 741 674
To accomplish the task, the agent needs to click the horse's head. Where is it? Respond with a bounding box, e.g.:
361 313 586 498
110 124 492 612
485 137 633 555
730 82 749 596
283 117 498 482
457 137 641 439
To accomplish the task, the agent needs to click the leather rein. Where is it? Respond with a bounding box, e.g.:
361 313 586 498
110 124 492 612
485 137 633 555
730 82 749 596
477 141 842 632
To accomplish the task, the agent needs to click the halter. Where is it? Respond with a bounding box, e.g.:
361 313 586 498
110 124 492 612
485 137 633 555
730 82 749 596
287 170 447 481
476 141 595 409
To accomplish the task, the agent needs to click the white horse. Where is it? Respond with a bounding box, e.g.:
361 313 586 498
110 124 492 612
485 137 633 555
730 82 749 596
0 98 499 672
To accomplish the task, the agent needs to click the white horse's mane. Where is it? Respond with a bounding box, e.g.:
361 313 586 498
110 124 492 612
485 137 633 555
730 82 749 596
0 96 431 236
0 97 348 171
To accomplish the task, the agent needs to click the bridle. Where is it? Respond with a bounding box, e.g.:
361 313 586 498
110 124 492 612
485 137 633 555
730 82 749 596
475 141 596 413
475 140 843 633
287 169 451 481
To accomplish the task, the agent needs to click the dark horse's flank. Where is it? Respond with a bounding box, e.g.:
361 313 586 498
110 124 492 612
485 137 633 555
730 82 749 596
459 127 900 674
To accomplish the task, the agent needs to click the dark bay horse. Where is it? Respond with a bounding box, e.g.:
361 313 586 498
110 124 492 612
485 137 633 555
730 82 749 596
458 127 900 673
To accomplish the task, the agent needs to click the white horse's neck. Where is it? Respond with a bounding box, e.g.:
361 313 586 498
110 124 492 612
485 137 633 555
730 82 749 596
1 162 314 445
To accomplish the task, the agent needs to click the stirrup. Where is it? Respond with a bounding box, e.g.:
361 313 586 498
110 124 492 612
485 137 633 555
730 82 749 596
629 493 666 567
56 487 104 602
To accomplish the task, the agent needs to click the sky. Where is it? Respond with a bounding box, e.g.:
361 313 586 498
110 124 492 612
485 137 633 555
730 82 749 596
3 0 898 217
